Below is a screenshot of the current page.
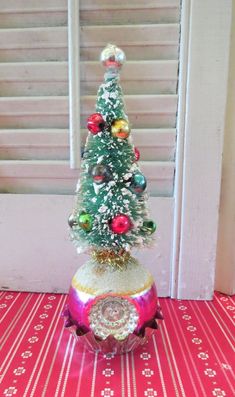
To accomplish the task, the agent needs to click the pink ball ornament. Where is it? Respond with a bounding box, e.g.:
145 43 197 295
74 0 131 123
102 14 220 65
87 113 105 134
64 259 163 353
134 147 140 161
110 214 131 234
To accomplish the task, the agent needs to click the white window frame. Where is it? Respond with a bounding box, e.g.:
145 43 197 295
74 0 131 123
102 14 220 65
171 0 232 299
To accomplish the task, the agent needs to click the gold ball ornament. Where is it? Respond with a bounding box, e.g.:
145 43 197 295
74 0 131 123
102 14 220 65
100 44 126 71
111 119 130 139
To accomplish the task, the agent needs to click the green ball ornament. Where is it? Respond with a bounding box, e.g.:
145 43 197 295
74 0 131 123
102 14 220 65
78 212 93 232
141 220 156 235
130 172 147 194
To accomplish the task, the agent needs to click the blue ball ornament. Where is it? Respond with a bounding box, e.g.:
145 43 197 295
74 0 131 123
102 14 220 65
130 172 147 194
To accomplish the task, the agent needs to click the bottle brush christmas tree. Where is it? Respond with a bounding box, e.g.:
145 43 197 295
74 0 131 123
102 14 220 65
64 44 162 354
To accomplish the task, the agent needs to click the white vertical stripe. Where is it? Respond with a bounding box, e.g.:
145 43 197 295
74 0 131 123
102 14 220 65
121 353 126 397
54 335 72 397
68 0 81 169
75 346 86 397
90 352 98 397
61 338 76 397
131 352 137 397
152 335 168 397
126 352 131 397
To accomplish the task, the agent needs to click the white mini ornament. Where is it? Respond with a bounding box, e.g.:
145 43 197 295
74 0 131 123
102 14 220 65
100 43 126 72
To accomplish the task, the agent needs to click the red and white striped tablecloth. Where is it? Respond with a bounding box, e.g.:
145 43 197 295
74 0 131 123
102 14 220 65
0 291 234 397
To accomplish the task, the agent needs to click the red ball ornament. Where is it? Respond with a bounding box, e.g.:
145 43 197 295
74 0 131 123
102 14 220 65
110 214 131 235
134 147 140 161
87 113 105 135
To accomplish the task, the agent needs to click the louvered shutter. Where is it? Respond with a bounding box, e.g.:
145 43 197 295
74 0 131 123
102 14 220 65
0 0 180 196
0 0 71 194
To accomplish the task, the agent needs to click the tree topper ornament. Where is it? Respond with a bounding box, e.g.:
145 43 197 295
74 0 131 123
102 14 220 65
100 43 126 72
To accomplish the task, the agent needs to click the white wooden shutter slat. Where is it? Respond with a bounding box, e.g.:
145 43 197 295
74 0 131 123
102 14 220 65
0 160 173 178
0 95 177 116
81 46 178 62
80 114 176 130
0 115 68 129
0 49 67 63
0 0 67 12
0 62 67 80
0 0 179 11
0 129 175 146
0 14 67 30
0 25 178 49
80 25 179 47
0 60 178 96
0 129 175 162
0 48 177 65
0 116 175 131
0 96 68 115
0 60 178 81
0 160 174 196
82 60 178 95
80 0 180 10
0 129 68 161
0 96 177 129
83 95 178 115
0 3 67 29
0 83 68 97
81 10 179 26
0 27 67 50
0 61 68 96
80 0 180 26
